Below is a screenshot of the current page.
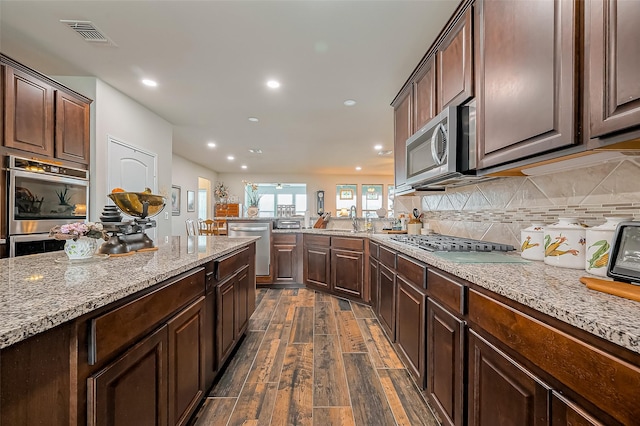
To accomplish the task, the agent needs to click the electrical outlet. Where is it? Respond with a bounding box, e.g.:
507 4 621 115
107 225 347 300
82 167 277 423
165 212 169 220
164 236 169 243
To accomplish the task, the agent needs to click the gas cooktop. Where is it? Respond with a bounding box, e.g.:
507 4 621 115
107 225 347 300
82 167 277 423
390 234 515 252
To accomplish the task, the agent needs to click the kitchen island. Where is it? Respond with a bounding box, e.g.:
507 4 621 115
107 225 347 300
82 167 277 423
0 235 258 426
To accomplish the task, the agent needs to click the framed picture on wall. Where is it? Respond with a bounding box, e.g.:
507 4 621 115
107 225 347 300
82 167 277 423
171 185 181 216
339 189 353 200
187 190 195 212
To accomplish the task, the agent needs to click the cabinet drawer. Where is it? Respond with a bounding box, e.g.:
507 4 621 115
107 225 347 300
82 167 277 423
369 240 379 259
397 255 426 289
332 237 364 250
379 245 397 269
427 269 465 315
273 233 297 244
89 268 205 365
468 289 640 426
215 246 250 281
305 234 331 247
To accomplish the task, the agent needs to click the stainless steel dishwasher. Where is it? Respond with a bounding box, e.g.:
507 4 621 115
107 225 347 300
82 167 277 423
227 221 271 276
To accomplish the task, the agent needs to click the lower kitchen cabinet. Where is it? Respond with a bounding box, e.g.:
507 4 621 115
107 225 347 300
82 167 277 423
427 298 465 426
378 262 396 340
467 329 550 426
87 325 169 426
217 274 237 366
236 265 250 336
395 275 426 387
369 256 379 312
331 247 364 299
303 235 331 290
272 233 302 284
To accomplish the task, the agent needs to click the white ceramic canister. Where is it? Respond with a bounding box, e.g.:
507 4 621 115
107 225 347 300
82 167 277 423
520 223 545 261
543 217 587 269
585 217 633 277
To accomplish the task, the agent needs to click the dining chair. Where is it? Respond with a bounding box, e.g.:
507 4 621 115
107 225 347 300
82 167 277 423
199 219 217 235
185 219 198 236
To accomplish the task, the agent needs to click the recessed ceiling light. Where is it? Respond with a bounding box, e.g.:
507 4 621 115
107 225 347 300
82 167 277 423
248 148 263 154
207 142 216 148
142 79 157 87
227 155 235 161
241 165 247 169
343 99 356 106
248 117 259 122
374 144 383 150
267 80 281 89
355 166 362 171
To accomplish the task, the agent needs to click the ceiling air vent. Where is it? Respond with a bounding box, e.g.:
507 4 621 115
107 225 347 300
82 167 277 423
60 20 117 46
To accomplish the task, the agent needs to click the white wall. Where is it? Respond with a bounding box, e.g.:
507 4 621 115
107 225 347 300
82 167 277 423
171 154 218 237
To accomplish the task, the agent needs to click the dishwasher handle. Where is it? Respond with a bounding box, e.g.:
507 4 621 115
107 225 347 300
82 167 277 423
229 226 269 232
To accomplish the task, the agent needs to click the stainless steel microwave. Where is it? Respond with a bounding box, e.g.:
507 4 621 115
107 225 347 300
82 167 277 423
404 101 479 190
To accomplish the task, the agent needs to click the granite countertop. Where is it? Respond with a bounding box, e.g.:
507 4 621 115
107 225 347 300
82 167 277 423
0 236 258 350
276 228 640 355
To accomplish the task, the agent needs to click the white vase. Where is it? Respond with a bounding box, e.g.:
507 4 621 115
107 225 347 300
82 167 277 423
543 217 586 269
247 206 259 217
64 237 97 260
520 223 545 261
585 217 633 277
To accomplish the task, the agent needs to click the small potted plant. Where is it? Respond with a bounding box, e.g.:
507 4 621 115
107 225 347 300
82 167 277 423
242 180 262 217
50 222 107 259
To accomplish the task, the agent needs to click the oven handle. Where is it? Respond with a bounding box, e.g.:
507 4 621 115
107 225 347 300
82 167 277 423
10 233 58 243
11 169 89 185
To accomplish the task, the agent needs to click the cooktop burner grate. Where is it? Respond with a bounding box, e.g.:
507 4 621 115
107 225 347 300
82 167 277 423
390 234 515 252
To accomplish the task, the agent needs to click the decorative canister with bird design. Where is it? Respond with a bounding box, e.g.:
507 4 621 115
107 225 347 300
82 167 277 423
585 217 633 277
544 218 587 269
520 223 545 261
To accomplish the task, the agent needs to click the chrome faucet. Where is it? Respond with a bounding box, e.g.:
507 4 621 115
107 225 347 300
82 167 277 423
350 205 358 232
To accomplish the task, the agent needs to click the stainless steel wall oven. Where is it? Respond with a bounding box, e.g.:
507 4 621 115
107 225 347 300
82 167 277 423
6 156 89 257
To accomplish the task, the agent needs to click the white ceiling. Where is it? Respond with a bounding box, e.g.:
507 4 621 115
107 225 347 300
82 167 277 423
0 0 460 176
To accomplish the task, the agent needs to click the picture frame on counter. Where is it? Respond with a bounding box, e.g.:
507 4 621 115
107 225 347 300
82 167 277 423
187 190 195 212
171 185 181 215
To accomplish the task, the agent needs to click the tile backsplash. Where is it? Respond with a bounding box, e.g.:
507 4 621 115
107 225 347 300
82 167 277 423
394 157 640 249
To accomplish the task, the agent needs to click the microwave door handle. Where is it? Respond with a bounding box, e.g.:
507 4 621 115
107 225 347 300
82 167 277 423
430 122 447 166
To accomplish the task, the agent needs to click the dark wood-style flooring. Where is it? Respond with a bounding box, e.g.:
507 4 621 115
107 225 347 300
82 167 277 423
191 288 439 426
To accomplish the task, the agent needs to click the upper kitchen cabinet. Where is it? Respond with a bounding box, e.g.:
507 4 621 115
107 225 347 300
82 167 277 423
392 86 412 189
474 0 580 170
1 54 92 168
413 55 437 131
437 7 474 111
587 0 640 139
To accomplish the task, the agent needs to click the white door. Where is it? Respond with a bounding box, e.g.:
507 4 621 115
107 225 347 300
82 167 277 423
107 136 158 238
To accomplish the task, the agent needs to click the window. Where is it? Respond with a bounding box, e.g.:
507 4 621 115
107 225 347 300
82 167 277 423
361 184 383 218
198 189 207 220
243 183 307 217
336 184 357 216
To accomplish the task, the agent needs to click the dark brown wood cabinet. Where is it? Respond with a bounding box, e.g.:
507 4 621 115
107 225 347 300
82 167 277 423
203 263 217 389
468 329 550 426
474 0 579 169
369 256 379 312
167 297 206 426
236 265 250 336
272 233 302 284
331 237 365 300
587 0 640 139
395 275 426 387
217 273 237 366
427 298 465 426
55 90 90 165
303 235 331 290
87 325 169 426
437 7 473 111
550 392 603 426
393 86 412 188
378 262 396 341
414 55 438 130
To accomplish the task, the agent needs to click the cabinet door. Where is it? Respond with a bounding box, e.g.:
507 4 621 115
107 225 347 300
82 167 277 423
588 0 640 138
236 265 250 336
378 263 396 341
274 242 297 283
216 277 236 366
395 276 426 388
87 325 168 426
475 0 578 169
468 330 549 426
3 66 54 157
55 90 90 165
304 245 330 289
427 299 465 426
551 392 603 426
437 7 473 110
331 248 363 299
414 55 437 130
203 287 217 389
167 297 205 426
393 87 412 188
369 257 379 312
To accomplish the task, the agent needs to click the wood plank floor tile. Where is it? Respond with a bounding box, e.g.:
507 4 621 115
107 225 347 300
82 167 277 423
192 397 236 426
313 407 355 426
246 323 292 384
255 288 268 307
350 301 376 319
270 297 296 324
335 311 368 353
314 290 333 303
377 369 438 426
357 318 404 369
290 306 314 344
294 288 316 307
314 334 351 407
343 353 397 426
210 331 265 397
332 296 353 312
227 382 278 426
271 343 314 426
249 289 281 331
314 301 337 335
282 288 299 296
